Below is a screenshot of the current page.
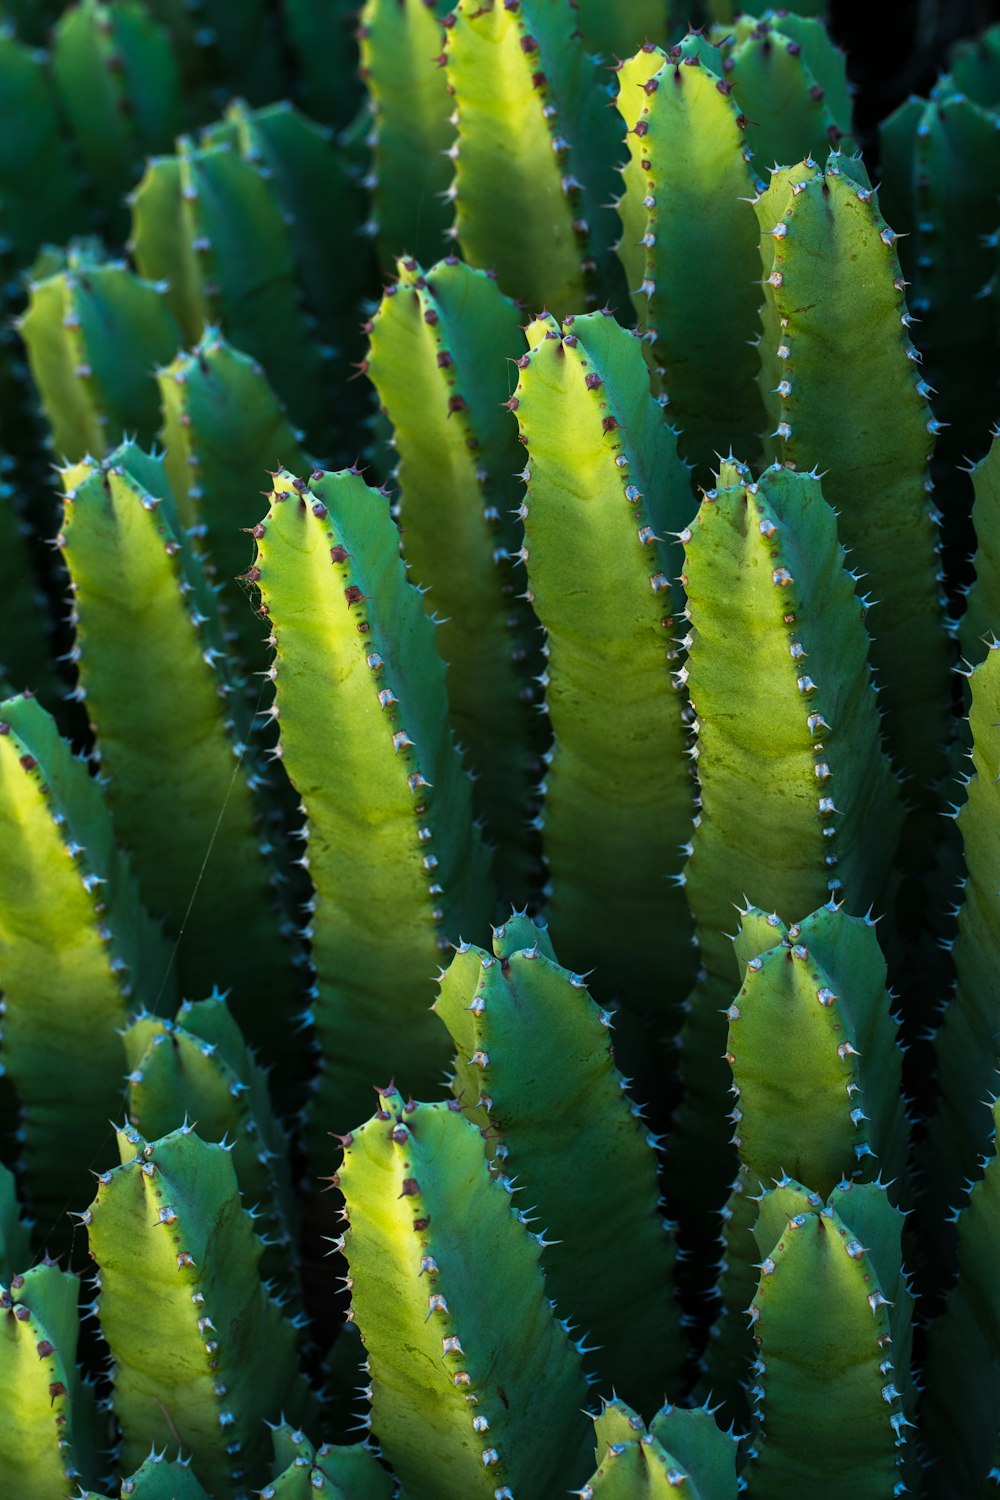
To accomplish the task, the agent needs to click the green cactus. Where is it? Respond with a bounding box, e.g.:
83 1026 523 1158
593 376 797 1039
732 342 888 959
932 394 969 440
674 462 902 1205
713 14 854 167
445 0 625 316
367 255 542 897
123 995 300 1304
358 0 453 270
282 0 363 129
262 1425 393 1499
0 1161 29 1279
575 0 666 61
511 309 697 1017
156 327 310 680
434 912 684 1410
925 642 1000 1227
130 135 327 448
754 152 950 798
745 1178 913 1498
579 1397 739 1498
253 468 494 1135
202 99 370 394
0 692 173 1221
924 1095 1000 1496
337 1086 591 1500
18 240 180 462
613 40 766 475
0 28 85 269
86 1123 315 1496
961 429 1000 663
79 1453 211 1499
147 0 284 108
52 0 181 237
0 1262 101 1497
948 22 1000 108
877 84 1000 499
58 443 298 1077
707 902 907 1417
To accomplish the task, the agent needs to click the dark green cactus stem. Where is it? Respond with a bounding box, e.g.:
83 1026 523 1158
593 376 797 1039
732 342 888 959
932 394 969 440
745 1179 913 1498
0 1162 29 1279
754 152 950 798
613 41 766 475
580 1397 739 1498
202 99 370 390
713 14 854 166
961 430 1000 663
575 0 666 61
0 1262 100 1497
924 1096 1000 1496
283 0 363 129
156 327 310 680
148 0 284 108
445 0 625 317
0 30 85 269
123 995 300 1305
130 136 327 448
337 1087 591 1500
79 1453 211 1499
87 1124 315 1496
262 1425 393 1499
367 255 542 899
19 242 180 462
358 0 453 269
511 310 697 1018
52 0 181 237
879 85 1000 495
0 466 54 703
707 902 906 1417
949 23 1000 107
434 912 684 1411
253 468 494 1136
675 462 902 1206
925 642 1000 1227
727 902 906 1196
0 693 174 1222
58 444 298 1076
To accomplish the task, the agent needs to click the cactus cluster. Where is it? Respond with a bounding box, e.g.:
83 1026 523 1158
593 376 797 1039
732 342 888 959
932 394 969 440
1 3 1000 1498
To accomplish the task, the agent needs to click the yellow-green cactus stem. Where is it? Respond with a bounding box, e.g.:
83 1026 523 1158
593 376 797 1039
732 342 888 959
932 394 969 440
262 1424 393 1498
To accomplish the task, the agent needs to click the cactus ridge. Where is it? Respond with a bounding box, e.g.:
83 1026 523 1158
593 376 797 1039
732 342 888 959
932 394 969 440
614 40 766 473
446 0 625 317
87 1123 315 1495
338 1086 591 1500
253 467 494 1134
367 254 542 898
434 912 684 1408
261 1423 393 1498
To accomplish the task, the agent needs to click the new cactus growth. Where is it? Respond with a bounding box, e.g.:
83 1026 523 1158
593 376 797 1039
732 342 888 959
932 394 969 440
746 1179 913 1498
337 1086 591 1500
366 255 541 896
79 1453 211 1499
261 1425 393 1499
19 241 180 462
123 995 300 1303
0 1261 100 1497
253 468 494 1134
511 309 697 1016
0 692 174 1220
445 0 625 316
87 1123 315 1496
434 912 684 1409
580 1397 739 1498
